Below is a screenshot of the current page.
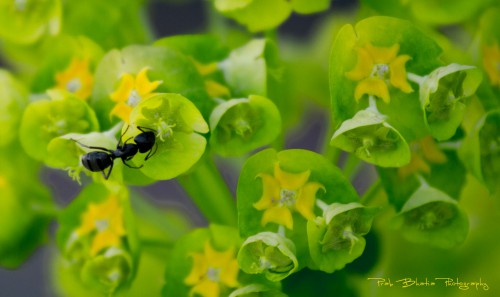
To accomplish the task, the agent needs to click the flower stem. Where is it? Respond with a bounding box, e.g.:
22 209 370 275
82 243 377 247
342 153 363 181
407 73 426 85
177 155 237 226
360 179 382 205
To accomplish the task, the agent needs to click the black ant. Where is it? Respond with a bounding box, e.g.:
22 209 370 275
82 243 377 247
72 126 157 179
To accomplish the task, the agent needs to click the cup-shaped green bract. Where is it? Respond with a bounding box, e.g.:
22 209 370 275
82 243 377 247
238 232 298 282
460 110 500 195
237 149 359 268
92 45 211 129
122 93 209 180
56 184 139 294
212 0 292 32
229 283 288 297
392 185 469 249
331 108 411 167
0 0 61 44
330 16 442 142
0 70 28 147
19 90 100 162
210 96 281 156
307 202 378 273
419 64 482 141
290 0 330 14
163 224 242 297
62 0 150 50
0 173 52 268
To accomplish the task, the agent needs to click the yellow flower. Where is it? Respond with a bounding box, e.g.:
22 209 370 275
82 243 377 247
184 241 239 297
192 60 230 98
398 136 447 178
76 195 126 256
253 162 324 230
482 42 500 87
346 42 413 103
54 58 94 100
109 67 162 123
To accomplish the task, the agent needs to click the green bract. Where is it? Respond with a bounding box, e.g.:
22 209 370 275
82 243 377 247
237 149 359 269
123 93 209 180
20 90 99 161
392 185 469 249
92 45 211 128
0 70 28 147
290 0 330 14
330 16 442 142
56 184 139 294
209 95 281 156
154 34 229 64
460 110 500 194
307 203 378 273
0 0 61 44
238 232 298 282
419 64 482 140
229 283 288 297
331 108 411 167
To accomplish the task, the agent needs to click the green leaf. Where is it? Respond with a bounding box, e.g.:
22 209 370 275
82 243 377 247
214 0 292 32
238 232 298 282
92 45 211 129
307 203 378 273
124 93 209 180
210 95 281 156
0 0 61 44
331 108 411 167
392 185 469 249
291 0 330 14
19 90 99 161
0 70 28 147
154 34 229 64
419 64 482 141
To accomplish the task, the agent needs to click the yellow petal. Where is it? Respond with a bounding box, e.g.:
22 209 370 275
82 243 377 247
110 103 133 123
185 252 207 285
205 80 230 97
193 60 218 76
296 182 324 221
366 43 399 64
253 174 280 210
261 206 294 230
189 279 220 297
135 67 162 97
389 55 413 93
90 230 121 256
219 258 239 288
274 163 310 190
420 137 447 164
110 73 135 103
354 77 390 103
346 47 373 81
398 154 430 179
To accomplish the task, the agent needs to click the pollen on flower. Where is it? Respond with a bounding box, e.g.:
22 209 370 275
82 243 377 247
184 241 239 297
109 67 162 123
54 58 94 100
253 162 325 230
346 42 413 103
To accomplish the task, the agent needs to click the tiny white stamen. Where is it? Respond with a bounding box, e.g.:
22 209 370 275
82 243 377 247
66 78 82 93
127 89 141 107
94 219 109 232
371 64 389 79
279 189 296 207
259 257 273 269
206 267 221 282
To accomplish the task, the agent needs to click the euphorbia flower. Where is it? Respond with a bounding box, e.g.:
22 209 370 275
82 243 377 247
184 241 239 297
398 136 447 178
346 42 413 103
76 195 126 256
253 162 324 230
54 58 93 100
109 67 162 123
482 42 500 87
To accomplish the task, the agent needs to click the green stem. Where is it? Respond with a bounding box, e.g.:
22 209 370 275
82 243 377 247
342 153 363 181
320 114 342 165
360 179 382 205
177 155 238 226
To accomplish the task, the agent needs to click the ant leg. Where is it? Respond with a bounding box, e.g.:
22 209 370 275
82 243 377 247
102 162 114 180
117 125 130 147
123 160 143 169
145 142 158 160
137 126 157 133
71 139 113 153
